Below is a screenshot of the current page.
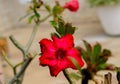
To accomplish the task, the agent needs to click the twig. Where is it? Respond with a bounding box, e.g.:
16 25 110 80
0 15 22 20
9 57 33 84
1 50 14 68
9 36 25 57
25 13 52 53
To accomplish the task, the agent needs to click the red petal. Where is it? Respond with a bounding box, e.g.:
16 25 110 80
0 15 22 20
39 54 57 67
49 59 69 76
67 48 84 68
52 34 74 50
39 39 55 54
39 39 57 67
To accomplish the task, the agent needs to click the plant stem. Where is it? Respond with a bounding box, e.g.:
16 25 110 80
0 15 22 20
13 61 24 76
81 76 89 84
2 50 14 68
13 68 17 76
8 13 52 84
63 70 73 84
9 57 33 84
25 13 52 53
14 61 24 69
81 69 92 84
40 13 52 23
9 36 25 57
25 23 39 54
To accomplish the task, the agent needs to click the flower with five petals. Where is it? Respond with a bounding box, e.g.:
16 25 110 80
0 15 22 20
39 34 84 76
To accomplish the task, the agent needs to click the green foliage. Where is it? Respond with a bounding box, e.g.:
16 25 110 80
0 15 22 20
87 0 120 7
74 41 114 84
50 17 76 37
79 41 112 71
68 57 82 83
75 40 114 84
28 15 35 23
21 0 64 24
26 0 43 23
92 43 101 63
83 40 92 57
69 72 81 83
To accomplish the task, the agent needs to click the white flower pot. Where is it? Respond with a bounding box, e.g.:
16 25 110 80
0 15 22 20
96 5 120 36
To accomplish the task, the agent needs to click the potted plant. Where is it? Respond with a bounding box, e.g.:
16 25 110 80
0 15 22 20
87 0 120 36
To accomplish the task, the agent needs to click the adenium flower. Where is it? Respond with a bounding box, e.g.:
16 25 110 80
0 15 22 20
64 0 79 12
39 34 84 76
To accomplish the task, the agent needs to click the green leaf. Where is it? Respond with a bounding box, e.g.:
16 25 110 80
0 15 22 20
92 43 101 63
51 33 60 38
97 49 111 65
99 57 108 65
50 17 76 36
68 57 82 72
50 19 65 36
93 43 101 57
58 21 65 36
28 15 35 24
97 63 107 70
102 49 111 57
83 40 92 56
34 10 40 19
50 21 57 28
69 72 81 81
65 23 76 35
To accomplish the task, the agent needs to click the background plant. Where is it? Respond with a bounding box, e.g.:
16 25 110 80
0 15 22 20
67 41 115 84
87 0 120 6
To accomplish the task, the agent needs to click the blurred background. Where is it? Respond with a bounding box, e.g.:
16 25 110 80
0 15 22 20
0 0 120 84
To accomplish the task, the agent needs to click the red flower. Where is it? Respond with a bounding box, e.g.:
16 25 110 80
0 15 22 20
64 0 79 12
39 34 84 76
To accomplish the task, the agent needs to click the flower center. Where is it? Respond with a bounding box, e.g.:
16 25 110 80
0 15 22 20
56 49 66 60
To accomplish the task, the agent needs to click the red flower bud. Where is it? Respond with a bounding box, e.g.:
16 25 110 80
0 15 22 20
64 0 79 12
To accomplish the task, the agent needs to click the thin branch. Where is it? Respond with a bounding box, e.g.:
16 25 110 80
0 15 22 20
9 36 25 56
2 50 14 68
14 61 24 69
40 13 52 23
9 57 33 84
25 13 52 53
13 61 24 76
25 22 39 53
13 68 17 76
19 12 33 22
